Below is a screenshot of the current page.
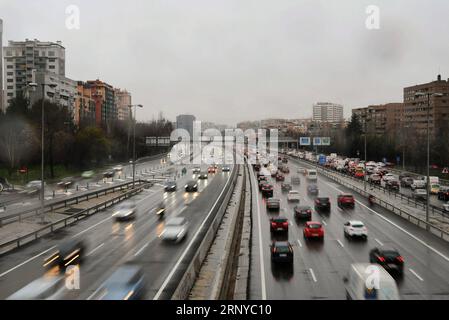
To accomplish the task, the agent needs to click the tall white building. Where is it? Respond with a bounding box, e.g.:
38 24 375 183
115 88 132 121
312 102 344 123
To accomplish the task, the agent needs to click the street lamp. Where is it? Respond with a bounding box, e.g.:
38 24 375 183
28 81 58 224
128 104 143 188
414 91 444 230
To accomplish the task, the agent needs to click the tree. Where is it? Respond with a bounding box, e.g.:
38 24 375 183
74 126 110 168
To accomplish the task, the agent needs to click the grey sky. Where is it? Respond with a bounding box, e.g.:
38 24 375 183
1 0 449 125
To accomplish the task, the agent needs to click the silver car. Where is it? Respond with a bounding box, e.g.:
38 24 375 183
7 275 66 300
159 217 189 242
113 201 137 221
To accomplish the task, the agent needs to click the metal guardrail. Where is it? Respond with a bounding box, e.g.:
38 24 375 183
0 180 153 256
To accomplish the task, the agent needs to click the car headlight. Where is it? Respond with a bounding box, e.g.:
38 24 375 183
185 184 188 188
194 184 197 188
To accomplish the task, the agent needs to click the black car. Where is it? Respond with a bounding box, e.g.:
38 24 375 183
270 241 293 264
103 171 115 178
438 186 449 201
369 248 404 276
386 180 400 191
261 184 274 198
198 172 208 179
281 183 292 192
164 181 177 192
400 177 414 188
314 197 331 211
44 239 86 271
294 205 312 220
184 180 198 192
307 184 319 195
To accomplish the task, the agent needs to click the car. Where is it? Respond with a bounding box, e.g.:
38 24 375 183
254 163 261 172
290 175 301 185
344 220 368 240
287 190 300 202
113 201 137 221
385 180 400 191
275 173 285 181
400 176 414 188
185 180 198 192
164 180 177 192
208 166 217 174
259 181 268 191
270 169 278 177
437 186 449 201
306 169 318 181
113 165 123 172
369 248 404 276
411 179 426 190
7 275 67 300
412 189 427 201
159 217 189 242
337 194 355 209
261 184 274 197
443 202 449 212
307 184 319 195
270 241 293 264
93 264 146 300
281 183 292 192
298 167 307 175
25 180 44 191
294 205 312 220
103 171 115 178
344 263 400 300
315 197 331 211
303 221 324 240
280 166 290 174
270 217 288 233
266 198 281 211
81 170 95 179
258 175 268 183
192 167 201 174
368 174 382 185
43 239 86 271
222 166 231 172
198 172 208 179
282 157 288 164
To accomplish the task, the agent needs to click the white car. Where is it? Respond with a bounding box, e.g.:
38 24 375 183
344 220 368 240
159 217 189 242
287 190 301 202
443 202 449 212
113 201 137 221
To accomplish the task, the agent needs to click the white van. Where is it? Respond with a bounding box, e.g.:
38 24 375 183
344 263 400 300
306 169 317 181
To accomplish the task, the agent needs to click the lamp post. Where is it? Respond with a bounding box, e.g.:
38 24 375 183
414 91 443 230
128 104 143 188
28 82 58 223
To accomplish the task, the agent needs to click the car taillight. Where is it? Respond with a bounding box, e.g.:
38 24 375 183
307 210 311 213
397 256 404 263
378 256 385 262
283 222 288 226
271 222 276 226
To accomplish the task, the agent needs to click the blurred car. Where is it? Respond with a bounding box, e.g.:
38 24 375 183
222 166 231 172
369 248 404 276
259 181 268 191
290 175 301 185
25 180 45 195
281 183 292 192
0 177 12 192
207 166 217 174
81 170 95 179
294 205 312 220
266 198 281 211
303 221 324 240
280 166 290 174
443 202 449 212
270 217 288 233
192 167 201 174
113 165 123 172
113 201 137 221
315 197 331 212
287 190 300 202
344 220 368 240
430 183 440 195
344 263 400 300
297 167 307 174
282 157 288 164
94 264 146 300
437 186 449 201
270 241 293 264
261 184 274 198
43 239 86 271
7 275 66 300
185 180 198 192
400 176 414 188
159 217 188 242
385 180 400 191
103 171 115 178
275 173 285 181
270 169 278 177
412 189 427 201
337 194 355 209
164 180 177 192
307 184 319 195
198 172 208 179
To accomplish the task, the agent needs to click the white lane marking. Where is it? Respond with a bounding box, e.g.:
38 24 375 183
321 220 327 226
86 243 105 256
409 268 424 281
375 238 384 246
319 171 449 263
0 246 56 278
309 268 317 282
134 241 150 256
289 221 293 226
337 239 344 248
253 170 267 300
297 239 303 248
153 166 235 300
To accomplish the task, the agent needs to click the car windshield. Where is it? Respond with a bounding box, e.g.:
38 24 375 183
318 198 329 203
308 224 321 229
381 250 399 258
272 218 287 223
352 224 364 228
290 191 299 194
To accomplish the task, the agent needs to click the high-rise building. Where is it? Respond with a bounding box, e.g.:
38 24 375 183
115 88 132 121
0 19 3 113
3 39 66 107
403 75 449 136
74 81 96 126
313 102 344 123
82 80 117 127
352 103 403 136
176 114 196 139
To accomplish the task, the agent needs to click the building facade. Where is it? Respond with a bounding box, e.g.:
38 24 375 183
0 19 3 112
74 81 96 126
115 88 131 121
83 80 117 127
352 103 403 136
313 102 344 123
403 75 449 136
176 114 196 138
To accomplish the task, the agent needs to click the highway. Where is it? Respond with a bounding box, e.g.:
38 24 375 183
249 157 449 300
0 150 235 300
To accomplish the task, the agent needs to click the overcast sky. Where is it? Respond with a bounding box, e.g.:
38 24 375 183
1 0 449 125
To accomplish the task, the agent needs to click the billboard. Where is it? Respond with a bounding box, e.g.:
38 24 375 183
299 137 311 146
321 137 331 146
146 136 171 146
313 137 322 146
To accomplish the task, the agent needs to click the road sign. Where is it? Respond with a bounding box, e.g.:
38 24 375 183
319 154 326 165
157 137 171 146
146 137 157 146
313 137 322 146
443 167 449 174
321 137 331 146
299 137 311 146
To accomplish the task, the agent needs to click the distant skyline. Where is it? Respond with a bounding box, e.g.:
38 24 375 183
1 0 449 125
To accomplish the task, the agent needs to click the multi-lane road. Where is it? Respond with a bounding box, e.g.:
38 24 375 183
0 151 234 300
249 157 449 300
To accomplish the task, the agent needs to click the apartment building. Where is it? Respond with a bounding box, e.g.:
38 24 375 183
115 88 132 121
352 103 403 136
313 102 344 123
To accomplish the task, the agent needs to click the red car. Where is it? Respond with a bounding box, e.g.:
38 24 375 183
337 194 355 209
208 166 217 174
303 221 324 240
270 217 288 233
275 174 285 181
